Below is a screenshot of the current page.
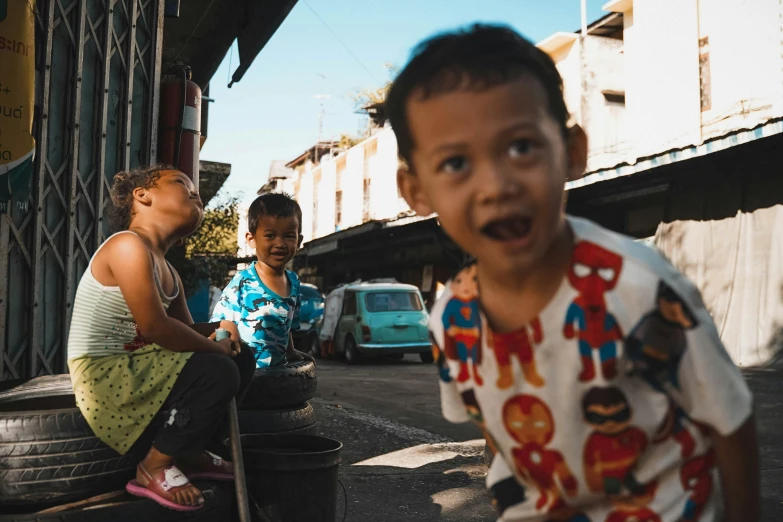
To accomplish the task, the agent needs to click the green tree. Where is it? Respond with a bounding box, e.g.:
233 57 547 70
350 63 396 109
168 195 240 297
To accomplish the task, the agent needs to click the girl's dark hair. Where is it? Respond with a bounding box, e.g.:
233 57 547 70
386 24 570 166
109 164 175 231
248 192 303 236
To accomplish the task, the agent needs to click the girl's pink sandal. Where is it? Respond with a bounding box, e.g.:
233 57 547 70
126 463 204 512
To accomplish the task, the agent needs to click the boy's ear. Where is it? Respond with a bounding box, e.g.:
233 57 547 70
132 187 152 207
565 124 588 182
245 231 256 247
397 168 434 217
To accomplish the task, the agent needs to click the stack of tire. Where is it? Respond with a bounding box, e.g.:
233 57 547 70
236 360 318 442
0 361 317 521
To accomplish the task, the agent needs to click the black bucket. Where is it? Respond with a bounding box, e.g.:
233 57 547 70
243 434 342 522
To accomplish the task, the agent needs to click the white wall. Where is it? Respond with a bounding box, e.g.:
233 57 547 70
541 34 629 171
298 170 314 244
697 0 783 139
314 160 336 239
368 129 408 221
608 0 783 159
623 0 702 157
550 39 582 124
291 128 410 242
340 144 365 230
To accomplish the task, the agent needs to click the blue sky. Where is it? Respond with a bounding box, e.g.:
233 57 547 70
200 0 607 204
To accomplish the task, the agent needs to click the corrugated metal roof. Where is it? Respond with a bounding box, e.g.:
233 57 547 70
568 118 783 191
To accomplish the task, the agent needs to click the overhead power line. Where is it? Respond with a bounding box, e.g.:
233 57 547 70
301 0 380 84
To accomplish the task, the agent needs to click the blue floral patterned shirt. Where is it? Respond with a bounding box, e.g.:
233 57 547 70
211 263 300 367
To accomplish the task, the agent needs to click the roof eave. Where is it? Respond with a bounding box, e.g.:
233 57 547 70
603 0 633 14
536 32 578 55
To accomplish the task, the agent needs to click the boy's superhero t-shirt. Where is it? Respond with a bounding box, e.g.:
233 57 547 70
429 216 752 522
211 263 300 367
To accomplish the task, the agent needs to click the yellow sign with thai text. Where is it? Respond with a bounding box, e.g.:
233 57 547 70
0 0 36 213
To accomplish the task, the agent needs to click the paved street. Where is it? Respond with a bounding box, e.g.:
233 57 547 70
312 355 494 522
312 356 783 522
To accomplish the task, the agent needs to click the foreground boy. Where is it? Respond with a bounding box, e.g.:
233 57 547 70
388 25 760 522
212 193 314 368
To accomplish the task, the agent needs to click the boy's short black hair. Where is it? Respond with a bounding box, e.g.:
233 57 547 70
248 192 303 236
386 24 570 166
109 164 175 232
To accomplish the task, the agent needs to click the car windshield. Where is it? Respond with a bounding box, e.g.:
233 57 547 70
364 291 422 312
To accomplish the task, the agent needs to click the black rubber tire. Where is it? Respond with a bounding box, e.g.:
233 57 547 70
237 402 316 436
0 480 230 521
344 335 360 365
0 375 73 404
240 361 317 410
420 351 435 364
0 379 146 507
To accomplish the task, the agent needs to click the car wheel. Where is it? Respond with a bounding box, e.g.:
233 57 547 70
419 351 435 364
344 336 360 365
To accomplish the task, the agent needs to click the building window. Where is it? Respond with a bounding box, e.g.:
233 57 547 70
335 190 342 229
699 37 711 112
602 91 625 105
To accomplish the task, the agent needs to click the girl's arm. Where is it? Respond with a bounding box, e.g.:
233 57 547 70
166 269 240 354
104 234 231 356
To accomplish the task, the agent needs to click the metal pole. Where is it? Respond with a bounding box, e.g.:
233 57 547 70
228 398 252 522
579 0 589 132
581 0 588 37
216 328 251 522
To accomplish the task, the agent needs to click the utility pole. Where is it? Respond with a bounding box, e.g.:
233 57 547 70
314 73 330 146
581 0 588 36
313 94 330 145
580 0 589 135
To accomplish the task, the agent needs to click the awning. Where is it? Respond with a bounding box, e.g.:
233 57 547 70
298 215 438 258
162 0 298 89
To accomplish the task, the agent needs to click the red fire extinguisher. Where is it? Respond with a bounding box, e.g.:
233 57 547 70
159 66 201 185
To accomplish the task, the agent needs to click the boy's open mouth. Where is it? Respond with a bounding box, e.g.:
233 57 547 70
480 216 532 242
271 251 288 260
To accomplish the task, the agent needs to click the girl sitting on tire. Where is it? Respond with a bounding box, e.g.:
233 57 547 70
67 165 256 511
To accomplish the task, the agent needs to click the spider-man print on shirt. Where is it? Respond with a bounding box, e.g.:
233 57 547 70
564 242 624 382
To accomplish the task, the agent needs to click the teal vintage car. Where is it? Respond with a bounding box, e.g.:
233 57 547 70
293 283 325 355
326 282 433 364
